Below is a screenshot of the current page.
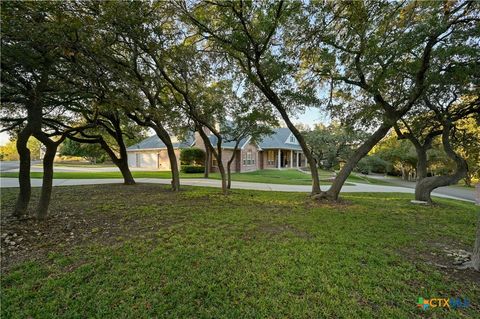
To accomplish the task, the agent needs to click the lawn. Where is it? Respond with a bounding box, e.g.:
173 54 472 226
1 184 479 318
0 168 366 186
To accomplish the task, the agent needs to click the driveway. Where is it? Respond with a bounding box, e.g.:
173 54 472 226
0 160 42 172
0 177 475 203
366 174 476 202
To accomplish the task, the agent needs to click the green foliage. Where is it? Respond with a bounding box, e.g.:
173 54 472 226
180 165 205 174
59 139 106 164
356 155 391 175
455 116 480 185
305 123 367 170
0 137 42 161
180 148 205 165
371 132 418 176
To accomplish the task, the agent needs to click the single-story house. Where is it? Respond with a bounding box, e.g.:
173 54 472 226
127 127 307 173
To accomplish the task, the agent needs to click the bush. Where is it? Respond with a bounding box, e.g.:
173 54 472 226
180 148 205 165
355 155 391 174
181 165 205 173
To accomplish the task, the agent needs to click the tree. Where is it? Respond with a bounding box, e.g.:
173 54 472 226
90 1 190 191
372 131 418 179
221 107 276 189
455 116 480 186
180 148 205 165
59 138 106 163
180 0 324 195
1 1 93 218
0 137 42 161
412 95 479 203
299 0 478 200
305 122 366 171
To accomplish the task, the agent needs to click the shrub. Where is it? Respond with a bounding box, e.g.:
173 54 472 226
181 165 205 173
180 148 205 165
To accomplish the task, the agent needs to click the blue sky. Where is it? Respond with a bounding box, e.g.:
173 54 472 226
291 107 330 127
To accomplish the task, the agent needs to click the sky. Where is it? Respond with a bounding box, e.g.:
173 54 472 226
291 107 330 128
0 132 9 146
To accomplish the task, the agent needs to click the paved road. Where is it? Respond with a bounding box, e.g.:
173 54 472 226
0 160 42 172
366 174 476 202
0 177 475 203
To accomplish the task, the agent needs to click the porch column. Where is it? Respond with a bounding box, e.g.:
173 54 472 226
277 149 281 169
290 150 293 168
296 152 299 167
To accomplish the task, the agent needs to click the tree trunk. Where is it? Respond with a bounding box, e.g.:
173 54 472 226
204 149 210 178
464 174 472 187
414 123 467 203
114 124 136 185
151 125 180 191
227 163 232 189
278 108 320 194
250 71 321 194
472 213 480 271
117 158 135 185
217 157 228 194
315 124 392 200
197 126 228 194
415 145 428 182
14 128 32 217
165 141 180 191
36 142 57 220
99 139 136 186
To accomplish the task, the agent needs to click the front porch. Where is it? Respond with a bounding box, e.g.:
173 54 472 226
261 149 306 169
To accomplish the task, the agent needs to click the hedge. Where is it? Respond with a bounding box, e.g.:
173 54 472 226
181 165 205 173
180 148 205 165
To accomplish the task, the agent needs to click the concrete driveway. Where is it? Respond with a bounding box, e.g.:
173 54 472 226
366 174 476 202
0 177 475 203
0 160 42 172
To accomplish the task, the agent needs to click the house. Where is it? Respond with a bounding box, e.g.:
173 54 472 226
126 135 195 170
126 127 307 172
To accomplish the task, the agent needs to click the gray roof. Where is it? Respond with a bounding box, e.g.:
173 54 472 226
208 135 250 149
128 127 302 151
209 127 302 150
258 127 302 150
127 134 194 151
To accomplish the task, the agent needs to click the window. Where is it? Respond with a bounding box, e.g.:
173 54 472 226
212 157 218 167
246 151 253 165
267 150 275 165
243 152 247 165
290 135 296 143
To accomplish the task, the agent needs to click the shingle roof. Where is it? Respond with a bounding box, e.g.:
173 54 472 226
207 135 250 149
127 127 302 151
258 127 302 150
127 134 194 151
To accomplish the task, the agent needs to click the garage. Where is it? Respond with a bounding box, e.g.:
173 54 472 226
138 152 158 168
127 153 138 167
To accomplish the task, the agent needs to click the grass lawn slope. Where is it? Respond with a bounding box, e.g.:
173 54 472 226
1 184 479 318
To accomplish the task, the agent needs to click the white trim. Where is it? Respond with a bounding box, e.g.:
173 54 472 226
240 136 252 149
285 133 299 145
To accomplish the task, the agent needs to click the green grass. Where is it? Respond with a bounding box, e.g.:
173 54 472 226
1 185 479 318
0 169 356 186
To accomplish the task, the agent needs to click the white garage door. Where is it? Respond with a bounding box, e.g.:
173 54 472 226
127 153 137 168
138 153 158 168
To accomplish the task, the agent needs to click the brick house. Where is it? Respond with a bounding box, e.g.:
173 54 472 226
127 127 306 172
